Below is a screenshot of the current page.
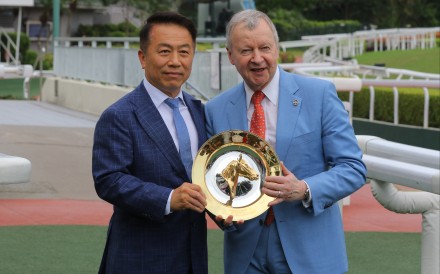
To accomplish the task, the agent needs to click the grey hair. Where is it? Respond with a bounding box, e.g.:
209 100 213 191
226 10 279 49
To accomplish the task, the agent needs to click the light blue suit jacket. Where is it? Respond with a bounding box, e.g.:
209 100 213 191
205 68 367 274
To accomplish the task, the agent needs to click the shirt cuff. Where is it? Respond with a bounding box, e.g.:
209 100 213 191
165 190 173 215
302 181 312 208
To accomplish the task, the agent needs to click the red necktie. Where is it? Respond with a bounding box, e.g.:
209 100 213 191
250 90 266 138
250 91 274 225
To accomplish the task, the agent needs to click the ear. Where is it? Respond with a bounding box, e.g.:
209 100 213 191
138 49 145 69
226 48 235 65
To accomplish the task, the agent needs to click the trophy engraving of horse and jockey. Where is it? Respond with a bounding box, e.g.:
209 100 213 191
219 153 259 206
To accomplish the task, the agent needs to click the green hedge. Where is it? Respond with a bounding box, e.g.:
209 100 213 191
23 51 53 70
0 32 53 69
75 22 139 37
268 8 362 41
338 88 440 128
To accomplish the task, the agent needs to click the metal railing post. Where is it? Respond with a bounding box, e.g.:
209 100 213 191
392 87 399 125
369 86 375 121
423 87 430 128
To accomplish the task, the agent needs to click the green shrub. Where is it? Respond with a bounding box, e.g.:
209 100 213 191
279 51 295 63
42 53 53 70
22 50 38 65
102 23 118 34
0 32 30 63
117 22 138 35
75 24 96 37
108 31 125 37
75 22 139 38
268 8 362 41
338 88 440 128
22 50 53 70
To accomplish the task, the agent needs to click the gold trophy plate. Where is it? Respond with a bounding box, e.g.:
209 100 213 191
193 130 281 220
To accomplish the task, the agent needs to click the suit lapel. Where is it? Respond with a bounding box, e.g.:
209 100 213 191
226 85 248 130
183 92 207 147
276 70 301 162
131 84 186 177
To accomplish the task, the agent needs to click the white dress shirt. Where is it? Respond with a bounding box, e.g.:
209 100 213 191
244 68 280 149
143 78 199 214
244 68 312 205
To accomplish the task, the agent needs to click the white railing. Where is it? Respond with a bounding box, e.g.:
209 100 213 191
286 57 440 129
54 36 227 50
299 27 440 63
53 37 234 100
0 63 34 99
50 29 439 129
357 135 439 274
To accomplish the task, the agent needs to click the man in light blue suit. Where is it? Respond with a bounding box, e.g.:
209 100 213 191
205 10 367 274
93 12 208 274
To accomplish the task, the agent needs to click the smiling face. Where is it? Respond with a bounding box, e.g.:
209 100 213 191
227 20 279 91
137 23 195 97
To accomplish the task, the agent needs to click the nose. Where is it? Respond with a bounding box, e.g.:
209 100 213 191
251 50 263 63
168 51 181 66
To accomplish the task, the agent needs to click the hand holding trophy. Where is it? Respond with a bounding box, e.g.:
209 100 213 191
193 130 281 221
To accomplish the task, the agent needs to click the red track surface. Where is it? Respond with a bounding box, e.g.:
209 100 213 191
0 184 422 232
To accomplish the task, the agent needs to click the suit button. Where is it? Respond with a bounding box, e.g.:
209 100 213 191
259 219 263 226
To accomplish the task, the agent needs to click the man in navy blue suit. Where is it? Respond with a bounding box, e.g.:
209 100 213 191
92 12 208 274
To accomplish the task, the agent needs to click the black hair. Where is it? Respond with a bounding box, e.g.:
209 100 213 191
139 11 197 52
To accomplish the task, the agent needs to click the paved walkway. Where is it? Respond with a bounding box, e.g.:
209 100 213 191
0 100 422 232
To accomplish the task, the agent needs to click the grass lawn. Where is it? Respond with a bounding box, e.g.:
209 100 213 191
0 226 420 274
354 47 440 74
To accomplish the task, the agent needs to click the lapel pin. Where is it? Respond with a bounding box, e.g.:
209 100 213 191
292 99 299 106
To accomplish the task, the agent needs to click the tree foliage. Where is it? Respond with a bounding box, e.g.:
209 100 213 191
267 8 362 41
256 0 439 28
101 0 178 14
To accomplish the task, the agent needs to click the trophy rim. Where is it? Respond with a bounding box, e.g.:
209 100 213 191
193 130 281 221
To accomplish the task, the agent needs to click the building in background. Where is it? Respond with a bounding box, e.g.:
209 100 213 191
0 0 254 55
196 0 255 37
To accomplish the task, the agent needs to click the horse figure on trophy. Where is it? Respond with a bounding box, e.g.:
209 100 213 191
220 153 259 206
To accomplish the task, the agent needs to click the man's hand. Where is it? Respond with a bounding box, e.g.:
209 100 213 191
170 182 207 213
215 215 244 227
262 162 308 206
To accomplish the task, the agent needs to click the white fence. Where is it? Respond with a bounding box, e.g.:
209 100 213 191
0 27 427 130
284 57 440 129
299 27 440 63
53 37 235 100
357 135 439 274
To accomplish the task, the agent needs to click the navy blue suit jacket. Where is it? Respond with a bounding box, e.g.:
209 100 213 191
92 83 208 274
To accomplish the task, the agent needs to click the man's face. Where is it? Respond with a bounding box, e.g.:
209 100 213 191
227 20 279 91
138 24 195 97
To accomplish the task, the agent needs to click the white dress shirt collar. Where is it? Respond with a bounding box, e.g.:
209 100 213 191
244 67 280 148
142 78 186 107
244 67 280 109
